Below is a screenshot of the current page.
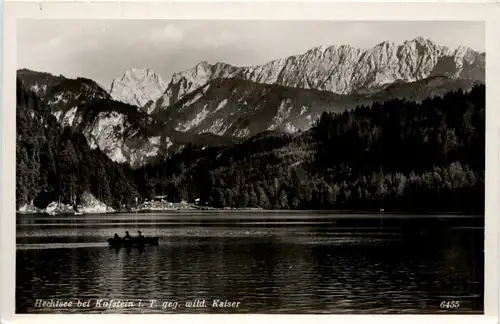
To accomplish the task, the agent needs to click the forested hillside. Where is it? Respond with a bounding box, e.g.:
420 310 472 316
137 86 484 212
16 79 485 213
16 80 139 209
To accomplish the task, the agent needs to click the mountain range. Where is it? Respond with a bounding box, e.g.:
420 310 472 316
17 37 485 167
151 37 484 111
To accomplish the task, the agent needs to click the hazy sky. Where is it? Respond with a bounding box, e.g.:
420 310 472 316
18 20 485 88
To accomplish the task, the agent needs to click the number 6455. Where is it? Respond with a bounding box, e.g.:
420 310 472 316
440 301 460 308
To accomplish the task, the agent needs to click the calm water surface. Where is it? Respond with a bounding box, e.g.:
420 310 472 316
16 211 484 314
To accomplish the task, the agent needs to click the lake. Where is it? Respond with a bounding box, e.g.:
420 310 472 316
16 211 484 314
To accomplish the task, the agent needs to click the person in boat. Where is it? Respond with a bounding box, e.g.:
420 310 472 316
124 231 131 240
137 230 144 238
113 233 120 241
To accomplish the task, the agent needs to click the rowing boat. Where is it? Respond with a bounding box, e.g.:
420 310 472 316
107 236 159 248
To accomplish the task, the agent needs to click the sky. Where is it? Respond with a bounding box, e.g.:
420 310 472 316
17 20 485 89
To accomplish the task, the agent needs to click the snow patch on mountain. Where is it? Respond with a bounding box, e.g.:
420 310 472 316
175 104 210 132
234 128 250 138
268 99 293 131
215 99 228 112
203 118 230 136
181 93 204 111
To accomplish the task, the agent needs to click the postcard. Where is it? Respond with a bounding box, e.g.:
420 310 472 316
1 2 499 324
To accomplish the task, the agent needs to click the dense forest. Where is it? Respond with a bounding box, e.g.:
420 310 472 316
16 79 485 213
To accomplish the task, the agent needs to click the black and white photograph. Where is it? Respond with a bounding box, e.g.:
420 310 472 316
11 15 489 315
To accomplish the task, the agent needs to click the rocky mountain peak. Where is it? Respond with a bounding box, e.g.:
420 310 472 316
411 36 431 44
171 61 213 84
110 68 168 107
454 45 479 61
195 60 210 70
122 68 156 80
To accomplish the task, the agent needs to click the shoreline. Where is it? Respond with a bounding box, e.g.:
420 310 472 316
16 207 484 216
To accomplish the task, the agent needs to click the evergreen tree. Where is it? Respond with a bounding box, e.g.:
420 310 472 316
279 190 289 209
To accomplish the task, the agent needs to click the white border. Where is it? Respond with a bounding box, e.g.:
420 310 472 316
2 2 499 324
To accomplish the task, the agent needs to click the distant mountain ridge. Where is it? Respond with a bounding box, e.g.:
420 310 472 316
151 37 484 113
16 68 67 99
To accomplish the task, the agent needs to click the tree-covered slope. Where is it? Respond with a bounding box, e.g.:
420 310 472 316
151 76 479 139
17 78 485 213
131 85 486 213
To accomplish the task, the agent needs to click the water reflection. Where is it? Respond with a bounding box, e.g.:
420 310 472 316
16 212 484 314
